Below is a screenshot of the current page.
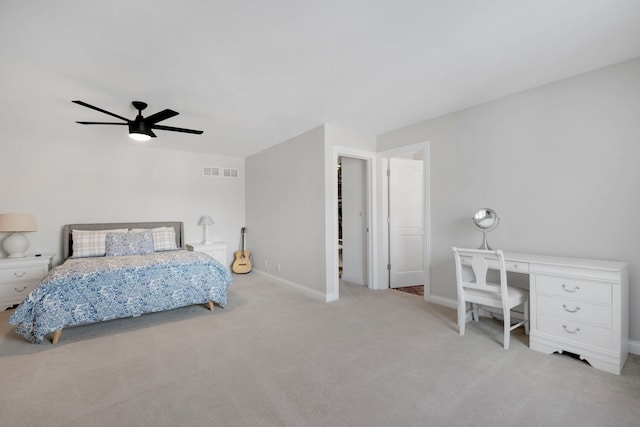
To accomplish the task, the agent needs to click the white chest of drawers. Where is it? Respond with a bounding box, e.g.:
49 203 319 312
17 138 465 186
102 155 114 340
186 242 228 267
0 254 53 311
506 253 629 375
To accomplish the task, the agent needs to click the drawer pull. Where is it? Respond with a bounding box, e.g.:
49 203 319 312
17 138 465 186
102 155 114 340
562 325 581 334
13 272 27 278
561 283 580 293
562 304 581 313
14 286 28 292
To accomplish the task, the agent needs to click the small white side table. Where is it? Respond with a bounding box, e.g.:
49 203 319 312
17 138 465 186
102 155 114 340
0 254 53 311
187 242 227 266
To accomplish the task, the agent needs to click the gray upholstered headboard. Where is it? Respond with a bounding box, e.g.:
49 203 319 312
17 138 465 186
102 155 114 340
62 221 184 260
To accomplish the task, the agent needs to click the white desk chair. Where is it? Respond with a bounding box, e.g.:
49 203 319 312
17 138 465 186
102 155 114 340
452 247 529 349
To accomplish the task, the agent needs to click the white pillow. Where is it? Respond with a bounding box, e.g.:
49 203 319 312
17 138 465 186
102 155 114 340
72 229 128 258
130 227 178 251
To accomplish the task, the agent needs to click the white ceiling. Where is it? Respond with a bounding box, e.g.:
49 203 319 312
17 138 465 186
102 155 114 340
2 1 640 158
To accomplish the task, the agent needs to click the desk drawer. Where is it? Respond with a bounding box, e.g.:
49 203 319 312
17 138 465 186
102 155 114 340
507 261 529 273
459 257 529 273
536 294 612 327
535 275 612 304
536 314 613 349
0 266 45 283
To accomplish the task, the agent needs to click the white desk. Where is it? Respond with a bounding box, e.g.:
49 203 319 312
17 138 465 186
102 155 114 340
460 251 629 375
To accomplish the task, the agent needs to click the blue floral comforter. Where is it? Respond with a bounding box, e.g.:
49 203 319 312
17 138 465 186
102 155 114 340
9 250 232 343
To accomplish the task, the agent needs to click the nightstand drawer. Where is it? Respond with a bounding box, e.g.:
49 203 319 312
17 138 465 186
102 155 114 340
535 275 612 304
536 314 613 349
0 265 46 283
0 281 39 299
536 294 612 327
0 255 53 311
187 243 227 266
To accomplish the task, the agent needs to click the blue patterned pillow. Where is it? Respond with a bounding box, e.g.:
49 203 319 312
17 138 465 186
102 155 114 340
105 230 155 257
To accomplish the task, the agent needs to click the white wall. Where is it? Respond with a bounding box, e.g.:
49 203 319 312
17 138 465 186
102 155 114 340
245 126 328 297
325 125 377 152
245 124 376 299
377 57 640 341
0 139 245 267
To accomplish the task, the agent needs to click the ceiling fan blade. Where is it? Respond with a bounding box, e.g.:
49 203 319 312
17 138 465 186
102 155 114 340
72 100 131 122
144 109 179 124
152 124 204 135
76 121 128 125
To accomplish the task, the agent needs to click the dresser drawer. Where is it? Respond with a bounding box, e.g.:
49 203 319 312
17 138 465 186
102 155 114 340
535 275 612 304
536 314 613 349
0 280 39 299
0 265 46 283
536 294 612 327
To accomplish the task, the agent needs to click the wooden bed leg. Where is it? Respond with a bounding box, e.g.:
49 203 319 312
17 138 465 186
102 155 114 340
206 301 215 312
52 329 62 345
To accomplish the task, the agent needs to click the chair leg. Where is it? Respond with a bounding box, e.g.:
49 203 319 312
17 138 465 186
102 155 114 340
472 303 480 322
458 301 466 336
524 300 530 336
503 309 511 350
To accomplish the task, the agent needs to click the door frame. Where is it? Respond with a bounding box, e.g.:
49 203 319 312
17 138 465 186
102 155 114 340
326 146 377 301
377 141 431 299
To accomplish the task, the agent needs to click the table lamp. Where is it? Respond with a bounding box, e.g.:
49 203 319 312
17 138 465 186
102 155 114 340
198 215 215 244
0 213 38 258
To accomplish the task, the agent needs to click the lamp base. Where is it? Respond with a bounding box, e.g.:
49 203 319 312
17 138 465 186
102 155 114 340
3 232 29 258
202 224 211 245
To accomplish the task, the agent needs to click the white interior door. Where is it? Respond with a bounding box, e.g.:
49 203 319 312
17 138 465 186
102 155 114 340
341 157 367 285
389 158 424 288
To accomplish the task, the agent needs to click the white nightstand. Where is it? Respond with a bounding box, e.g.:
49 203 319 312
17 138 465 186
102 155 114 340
187 242 227 266
0 254 53 311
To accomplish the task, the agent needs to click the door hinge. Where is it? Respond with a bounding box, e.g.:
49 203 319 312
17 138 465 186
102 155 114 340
386 169 390 177
387 263 391 271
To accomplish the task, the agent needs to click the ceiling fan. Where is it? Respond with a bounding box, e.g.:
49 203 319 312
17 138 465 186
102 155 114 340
72 100 204 142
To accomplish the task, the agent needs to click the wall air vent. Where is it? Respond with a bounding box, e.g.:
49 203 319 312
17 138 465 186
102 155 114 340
203 167 220 177
223 168 239 178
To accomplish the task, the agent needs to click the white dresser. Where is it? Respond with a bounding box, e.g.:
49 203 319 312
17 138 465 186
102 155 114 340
0 254 53 311
187 242 228 267
506 252 628 375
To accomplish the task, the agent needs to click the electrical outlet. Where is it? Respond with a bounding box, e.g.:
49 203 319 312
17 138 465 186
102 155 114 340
263 260 268 268
277 264 281 272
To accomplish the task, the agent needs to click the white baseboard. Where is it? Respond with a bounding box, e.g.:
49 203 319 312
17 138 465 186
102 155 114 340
253 270 326 301
629 340 640 355
426 294 457 309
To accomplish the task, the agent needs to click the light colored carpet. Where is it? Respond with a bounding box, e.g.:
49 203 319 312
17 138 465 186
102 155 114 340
1 274 639 427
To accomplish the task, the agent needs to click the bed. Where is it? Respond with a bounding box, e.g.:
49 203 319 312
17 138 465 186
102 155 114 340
9 221 232 344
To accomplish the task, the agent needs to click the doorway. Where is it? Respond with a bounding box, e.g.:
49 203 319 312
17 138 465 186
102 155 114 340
326 146 377 302
338 156 368 286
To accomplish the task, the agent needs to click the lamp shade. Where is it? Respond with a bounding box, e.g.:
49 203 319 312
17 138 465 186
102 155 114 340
0 213 37 232
198 215 215 226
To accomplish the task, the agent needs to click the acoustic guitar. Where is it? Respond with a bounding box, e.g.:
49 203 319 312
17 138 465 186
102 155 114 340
231 227 252 274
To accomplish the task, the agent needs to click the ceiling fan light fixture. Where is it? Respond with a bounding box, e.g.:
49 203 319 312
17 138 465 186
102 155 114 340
129 132 152 142
128 121 153 142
